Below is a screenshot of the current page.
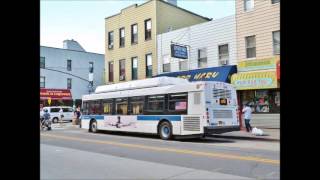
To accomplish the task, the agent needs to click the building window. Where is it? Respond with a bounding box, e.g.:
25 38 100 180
244 0 254 11
272 0 280 4
198 48 207 68
40 57 45 69
146 54 152 78
218 44 229 65
131 24 138 44
119 28 125 47
145 19 152 40
40 76 45 88
67 59 72 71
132 57 138 80
273 31 280 55
89 62 94 73
179 61 187 71
162 55 170 73
67 78 72 89
108 31 114 49
119 59 126 81
108 61 114 82
246 36 256 58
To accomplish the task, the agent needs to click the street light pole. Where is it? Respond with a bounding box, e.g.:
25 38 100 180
88 63 94 94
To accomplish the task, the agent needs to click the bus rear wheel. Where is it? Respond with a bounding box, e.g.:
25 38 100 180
159 121 173 140
90 120 98 133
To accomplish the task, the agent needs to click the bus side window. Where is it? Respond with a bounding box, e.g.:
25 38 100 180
129 96 144 115
146 95 165 115
168 93 188 114
82 102 87 115
116 98 128 115
95 100 102 115
88 101 95 115
102 99 113 115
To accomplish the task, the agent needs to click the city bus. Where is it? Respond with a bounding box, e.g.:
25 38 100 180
81 77 240 140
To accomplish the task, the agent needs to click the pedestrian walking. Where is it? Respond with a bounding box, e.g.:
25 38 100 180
59 108 64 127
76 106 81 126
242 103 253 132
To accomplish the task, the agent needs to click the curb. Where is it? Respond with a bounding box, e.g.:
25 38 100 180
207 134 280 142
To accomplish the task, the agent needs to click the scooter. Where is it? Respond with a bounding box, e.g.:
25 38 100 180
40 115 52 131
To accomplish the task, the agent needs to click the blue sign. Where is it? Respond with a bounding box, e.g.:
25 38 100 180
155 65 237 83
171 44 188 59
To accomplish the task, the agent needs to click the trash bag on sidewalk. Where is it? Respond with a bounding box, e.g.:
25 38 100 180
252 127 264 136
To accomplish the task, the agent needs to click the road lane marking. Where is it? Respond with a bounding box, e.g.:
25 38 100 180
41 134 280 165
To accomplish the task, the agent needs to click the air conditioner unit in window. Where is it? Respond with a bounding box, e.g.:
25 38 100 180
108 44 113 49
220 60 229 66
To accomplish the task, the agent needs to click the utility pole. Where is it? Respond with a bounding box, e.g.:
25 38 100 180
88 62 94 94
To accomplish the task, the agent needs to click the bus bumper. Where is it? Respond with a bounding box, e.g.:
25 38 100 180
204 125 240 135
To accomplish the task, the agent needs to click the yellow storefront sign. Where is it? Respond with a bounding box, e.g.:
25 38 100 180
231 71 277 90
238 57 278 72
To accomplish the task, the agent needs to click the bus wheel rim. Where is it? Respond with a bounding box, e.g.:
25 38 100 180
162 126 169 137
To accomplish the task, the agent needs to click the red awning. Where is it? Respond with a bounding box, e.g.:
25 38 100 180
40 88 72 100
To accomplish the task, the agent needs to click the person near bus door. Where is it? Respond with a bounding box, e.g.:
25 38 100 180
76 106 81 126
242 103 253 132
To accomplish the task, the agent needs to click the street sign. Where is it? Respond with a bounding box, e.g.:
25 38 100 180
171 44 188 59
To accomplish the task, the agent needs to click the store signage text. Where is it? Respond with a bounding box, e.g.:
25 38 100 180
238 57 277 72
233 77 277 90
176 71 219 81
40 89 72 99
40 91 71 97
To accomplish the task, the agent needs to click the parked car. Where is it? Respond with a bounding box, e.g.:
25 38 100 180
40 106 74 123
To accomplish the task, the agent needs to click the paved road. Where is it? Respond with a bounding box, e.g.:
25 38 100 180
41 126 280 179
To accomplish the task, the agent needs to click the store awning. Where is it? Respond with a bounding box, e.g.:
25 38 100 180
231 71 278 90
40 88 72 100
155 65 237 83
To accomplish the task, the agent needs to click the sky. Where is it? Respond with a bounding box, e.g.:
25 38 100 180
41 0 235 54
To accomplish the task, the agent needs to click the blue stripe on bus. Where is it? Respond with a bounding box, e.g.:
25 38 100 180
81 115 181 121
137 115 181 121
81 115 104 120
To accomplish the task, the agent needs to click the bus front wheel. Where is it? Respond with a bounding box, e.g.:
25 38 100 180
90 120 98 133
159 121 173 140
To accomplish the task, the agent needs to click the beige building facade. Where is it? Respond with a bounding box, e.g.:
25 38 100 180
232 0 280 128
105 0 210 84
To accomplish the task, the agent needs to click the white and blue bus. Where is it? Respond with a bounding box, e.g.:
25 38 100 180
81 77 240 140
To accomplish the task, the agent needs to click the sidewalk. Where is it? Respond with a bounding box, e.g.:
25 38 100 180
210 128 280 142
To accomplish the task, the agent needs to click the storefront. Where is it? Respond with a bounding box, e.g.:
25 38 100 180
231 57 280 114
231 71 280 113
40 88 73 108
155 65 237 83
